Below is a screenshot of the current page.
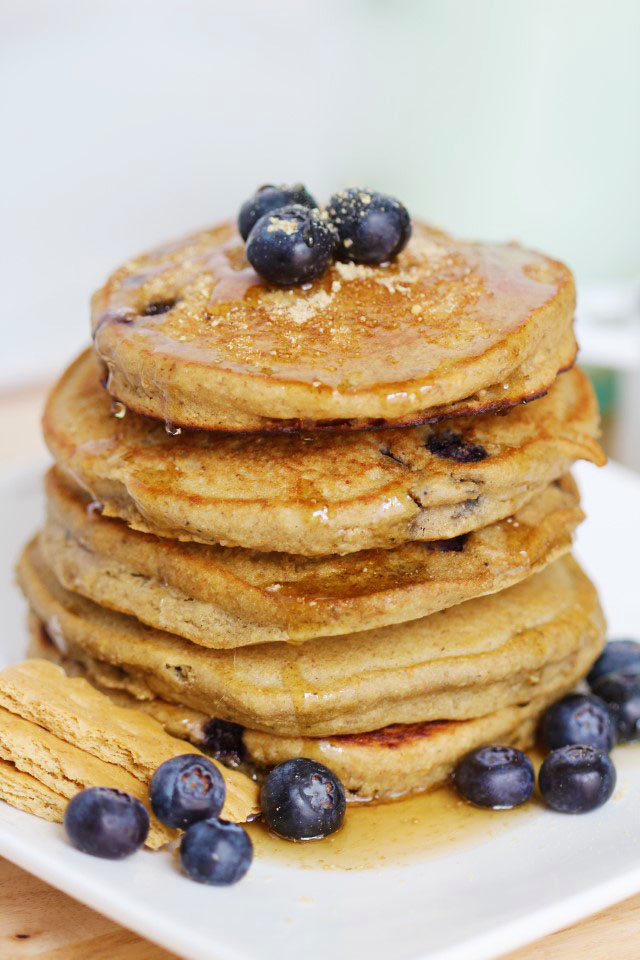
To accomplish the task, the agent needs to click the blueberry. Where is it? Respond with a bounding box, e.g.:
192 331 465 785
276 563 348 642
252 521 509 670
541 694 616 752
238 184 317 241
246 205 336 286
539 745 616 813
426 430 489 463
150 754 225 829
587 639 640 687
64 787 149 859
180 818 253 885
202 718 246 767
592 673 640 742
453 745 535 809
427 533 468 553
143 299 176 316
327 188 411 264
261 758 346 841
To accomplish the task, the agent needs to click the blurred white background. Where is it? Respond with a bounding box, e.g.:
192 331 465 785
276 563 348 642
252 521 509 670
1 0 639 438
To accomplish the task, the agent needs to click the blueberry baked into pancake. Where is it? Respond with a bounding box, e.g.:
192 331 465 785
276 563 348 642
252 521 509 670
8 183 624 884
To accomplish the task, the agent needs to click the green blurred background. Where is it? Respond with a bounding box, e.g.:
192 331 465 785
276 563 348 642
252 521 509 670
2 0 639 463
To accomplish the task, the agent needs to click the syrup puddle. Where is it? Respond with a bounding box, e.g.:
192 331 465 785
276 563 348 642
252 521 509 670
248 780 540 872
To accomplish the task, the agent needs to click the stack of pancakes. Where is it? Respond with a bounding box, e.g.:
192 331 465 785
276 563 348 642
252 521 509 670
17 220 607 801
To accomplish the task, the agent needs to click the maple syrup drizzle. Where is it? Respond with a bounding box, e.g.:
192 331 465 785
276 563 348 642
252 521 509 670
248 779 539 872
281 654 309 733
93 223 564 400
207 243 265 304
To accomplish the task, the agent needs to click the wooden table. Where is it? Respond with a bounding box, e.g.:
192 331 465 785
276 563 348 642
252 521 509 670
0 380 637 960
2 851 640 960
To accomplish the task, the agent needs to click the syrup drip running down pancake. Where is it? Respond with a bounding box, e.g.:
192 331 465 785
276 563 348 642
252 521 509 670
91 220 577 432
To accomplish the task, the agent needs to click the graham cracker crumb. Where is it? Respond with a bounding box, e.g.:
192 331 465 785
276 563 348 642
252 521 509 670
266 216 299 236
276 289 334 326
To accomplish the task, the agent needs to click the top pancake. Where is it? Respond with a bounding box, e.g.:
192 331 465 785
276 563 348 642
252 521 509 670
91 220 577 432
43 351 604 556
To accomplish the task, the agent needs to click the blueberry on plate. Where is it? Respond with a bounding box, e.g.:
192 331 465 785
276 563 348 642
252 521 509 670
541 693 616 752
150 754 226 829
453 745 535 809
64 787 149 859
587 639 640 687
180 818 253 885
539 745 616 813
246 205 336 286
591 673 640 742
261 758 346 841
238 183 317 241
327 188 411 264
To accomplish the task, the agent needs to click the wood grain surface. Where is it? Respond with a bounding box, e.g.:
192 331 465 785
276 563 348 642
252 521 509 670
0 851 639 960
0 379 636 960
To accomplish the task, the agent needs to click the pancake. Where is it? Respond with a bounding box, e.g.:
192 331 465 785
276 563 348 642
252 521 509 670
91 220 577 432
42 469 584 646
43 352 604 555
29 617 599 802
17 540 606 737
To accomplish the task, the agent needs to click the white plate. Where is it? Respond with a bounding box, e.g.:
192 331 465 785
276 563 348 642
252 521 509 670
0 458 639 960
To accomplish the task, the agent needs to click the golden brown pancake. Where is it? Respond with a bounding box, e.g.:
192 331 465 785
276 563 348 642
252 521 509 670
43 351 604 555
91 220 577 431
17 540 606 738
29 616 601 801
42 468 584 646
